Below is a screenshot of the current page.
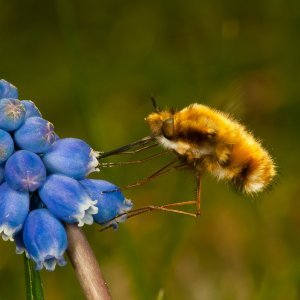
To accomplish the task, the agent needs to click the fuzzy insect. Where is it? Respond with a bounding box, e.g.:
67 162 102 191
146 103 276 194
98 102 276 219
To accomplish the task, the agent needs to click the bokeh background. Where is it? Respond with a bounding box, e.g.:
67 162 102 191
0 0 299 299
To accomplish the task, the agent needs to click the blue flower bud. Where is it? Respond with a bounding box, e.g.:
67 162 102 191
23 209 67 271
42 138 99 179
5 150 47 192
0 79 18 99
0 182 29 241
21 100 42 119
0 129 14 163
39 174 98 226
0 98 25 131
14 117 55 153
80 179 132 228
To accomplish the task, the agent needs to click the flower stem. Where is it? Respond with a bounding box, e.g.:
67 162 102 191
24 254 44 300
66 224 111 300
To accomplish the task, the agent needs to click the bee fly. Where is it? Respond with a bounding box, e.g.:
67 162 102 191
98 98 276 221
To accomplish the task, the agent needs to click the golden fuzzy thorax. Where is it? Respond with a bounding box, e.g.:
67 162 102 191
145 104 276 194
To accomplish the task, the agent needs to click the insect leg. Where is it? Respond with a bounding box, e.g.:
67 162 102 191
127 201 198 218
196 175 202 216
121 159 179 190
100 159 178 194
101 159 182 195
99 150 168 168
100 175 203 231
130 205 197 217
99 201 198 232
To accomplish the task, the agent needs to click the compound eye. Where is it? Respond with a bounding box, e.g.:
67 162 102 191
162 118 174 139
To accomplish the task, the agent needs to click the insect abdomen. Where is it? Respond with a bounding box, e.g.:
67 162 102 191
212 133 276 194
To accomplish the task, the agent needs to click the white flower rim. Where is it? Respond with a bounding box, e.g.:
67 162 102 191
75 198 98 227
0 223 22 241
87 150 100 175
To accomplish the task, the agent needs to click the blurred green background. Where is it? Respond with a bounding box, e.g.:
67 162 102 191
0 0 299 299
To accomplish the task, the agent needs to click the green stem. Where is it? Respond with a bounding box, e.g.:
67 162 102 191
24 254 44 300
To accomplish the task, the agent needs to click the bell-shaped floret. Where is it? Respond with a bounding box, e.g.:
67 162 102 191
21 100 42 119
0 129 14 163
23 209 67 271
0 182 29 241
42 138 99 179
0 79 18 99
80 179 132 228
5 150 47 192
0 98 25 131
39 174 98 226
14 117 56 153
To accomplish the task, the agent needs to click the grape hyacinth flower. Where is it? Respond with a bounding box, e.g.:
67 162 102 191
21 100 42 119
0 79 132 277
0 129 14 163
23 209 67 271
0 98 25 131
0 182 29 241
42 138 99 179
5 150 47 192
80 179 133 228
0 79 18 99
14 117 56 153
39 174 98 226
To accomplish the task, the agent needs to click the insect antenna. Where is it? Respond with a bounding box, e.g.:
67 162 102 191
150 95 160 113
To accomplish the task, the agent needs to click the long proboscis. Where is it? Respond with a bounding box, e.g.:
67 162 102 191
98 136 155 159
